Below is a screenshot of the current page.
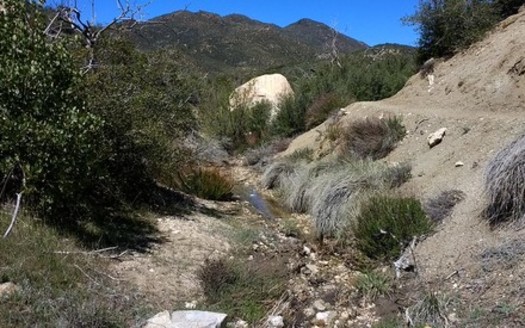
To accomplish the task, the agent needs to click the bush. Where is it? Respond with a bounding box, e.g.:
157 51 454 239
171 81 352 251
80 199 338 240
0 1 106 219
405 0 499 63
197 257 288 323
305 92 347 130
178 167 234 201
424 189 465 222
342 117 406 160
484 133 525 225
270 93 308 137
352 196 432 261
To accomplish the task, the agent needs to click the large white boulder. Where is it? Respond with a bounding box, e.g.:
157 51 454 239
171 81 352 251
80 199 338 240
229 73 294 118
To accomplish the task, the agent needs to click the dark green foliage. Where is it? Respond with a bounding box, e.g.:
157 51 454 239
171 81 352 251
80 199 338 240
0 0 104 218
178 167 234 201
270 93 309 137
305 92 347 130
81 39 198 199
199 78 273 152
352 196 432 261
197 257 288 323
404 0 518 63
343 117 406 160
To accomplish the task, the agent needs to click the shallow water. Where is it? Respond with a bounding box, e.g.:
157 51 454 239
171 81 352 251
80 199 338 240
236 185 275 219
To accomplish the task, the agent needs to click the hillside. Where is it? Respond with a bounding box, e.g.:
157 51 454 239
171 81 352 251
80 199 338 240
124 10 368 73
281 7 525 325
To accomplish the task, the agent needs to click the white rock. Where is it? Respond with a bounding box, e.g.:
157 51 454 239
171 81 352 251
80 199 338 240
144 310 227 328
313 299 326 311
455 161 464 167
267 315 284 328
306 264 319 275
185 301 198 309
315 311 335 325
229 74 294 118
0 282 20 298
302 245 311 255
427 128 447 148
228 319 248 328
303 307 316 318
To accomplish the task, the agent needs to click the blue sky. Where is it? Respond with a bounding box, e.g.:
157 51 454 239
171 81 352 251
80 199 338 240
67 0 420 46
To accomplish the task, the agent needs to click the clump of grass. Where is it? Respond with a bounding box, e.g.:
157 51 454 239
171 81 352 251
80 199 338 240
178 167 234 201
261 160 297 190
372 318 404 328
424 189 466 222
408 292 451 327
352 195 432 261
480 239 525 272
197 257 288 323
483 133 525 225
284 148 314 162
355 271 392 300
343 116 406 160
0 214 151 327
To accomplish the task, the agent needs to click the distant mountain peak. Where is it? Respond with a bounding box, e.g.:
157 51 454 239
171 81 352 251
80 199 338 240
125 10 372 73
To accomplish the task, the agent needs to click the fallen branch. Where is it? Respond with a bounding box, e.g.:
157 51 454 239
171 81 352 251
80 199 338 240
53 246 119 255
3 192 22 238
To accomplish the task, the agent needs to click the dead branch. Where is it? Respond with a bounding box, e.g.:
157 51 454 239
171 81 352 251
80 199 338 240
53 246 119 255
3 164 25 239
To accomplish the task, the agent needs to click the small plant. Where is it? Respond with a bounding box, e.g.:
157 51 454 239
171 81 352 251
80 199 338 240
408 291 451 327
178 167 234 201
285 148 314 162
483 133 525 225
197 257 288 323
280 218 302 238
424 189 465 222
355 271 392 300
343 116 406 160
352 195 432 261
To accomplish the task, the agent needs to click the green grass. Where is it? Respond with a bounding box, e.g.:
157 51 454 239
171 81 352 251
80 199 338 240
352 195 432 261
178 167 234 201
355 271 392 300
197 257 288 323
0 213 151 327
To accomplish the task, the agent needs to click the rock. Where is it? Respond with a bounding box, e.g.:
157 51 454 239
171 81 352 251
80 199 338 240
228 320 248 328
303 307 316 318
305 264 319 275
427 128 447 148
0 282 20 299
185 301 198 309
455 161 464 167
315 311 335 326
313 299 327 311
267 315 284 328
229 74 294 118
144 310 227 328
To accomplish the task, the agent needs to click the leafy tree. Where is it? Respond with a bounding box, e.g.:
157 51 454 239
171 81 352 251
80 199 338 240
0 0 105 218
405 0 502 63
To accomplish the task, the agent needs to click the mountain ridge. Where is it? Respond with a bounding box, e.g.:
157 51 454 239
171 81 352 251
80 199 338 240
124 10 382 73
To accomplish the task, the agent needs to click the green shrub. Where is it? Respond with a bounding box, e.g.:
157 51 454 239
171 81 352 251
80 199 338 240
405 0 498 63
305 92 347 130
352 196 432 261
355 271 392 300
270 93 307 137
197 257 287 323
199 78 273 152
343 116 406 160
178 167 234 201
0 0 106 219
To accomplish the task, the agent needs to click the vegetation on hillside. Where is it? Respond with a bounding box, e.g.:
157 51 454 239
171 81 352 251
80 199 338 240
405 0 524 63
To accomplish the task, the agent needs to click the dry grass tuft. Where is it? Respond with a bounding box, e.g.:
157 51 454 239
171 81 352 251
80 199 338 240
342 116 406 160
424 189 466 222
178 167 234 201
484 133 525 225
